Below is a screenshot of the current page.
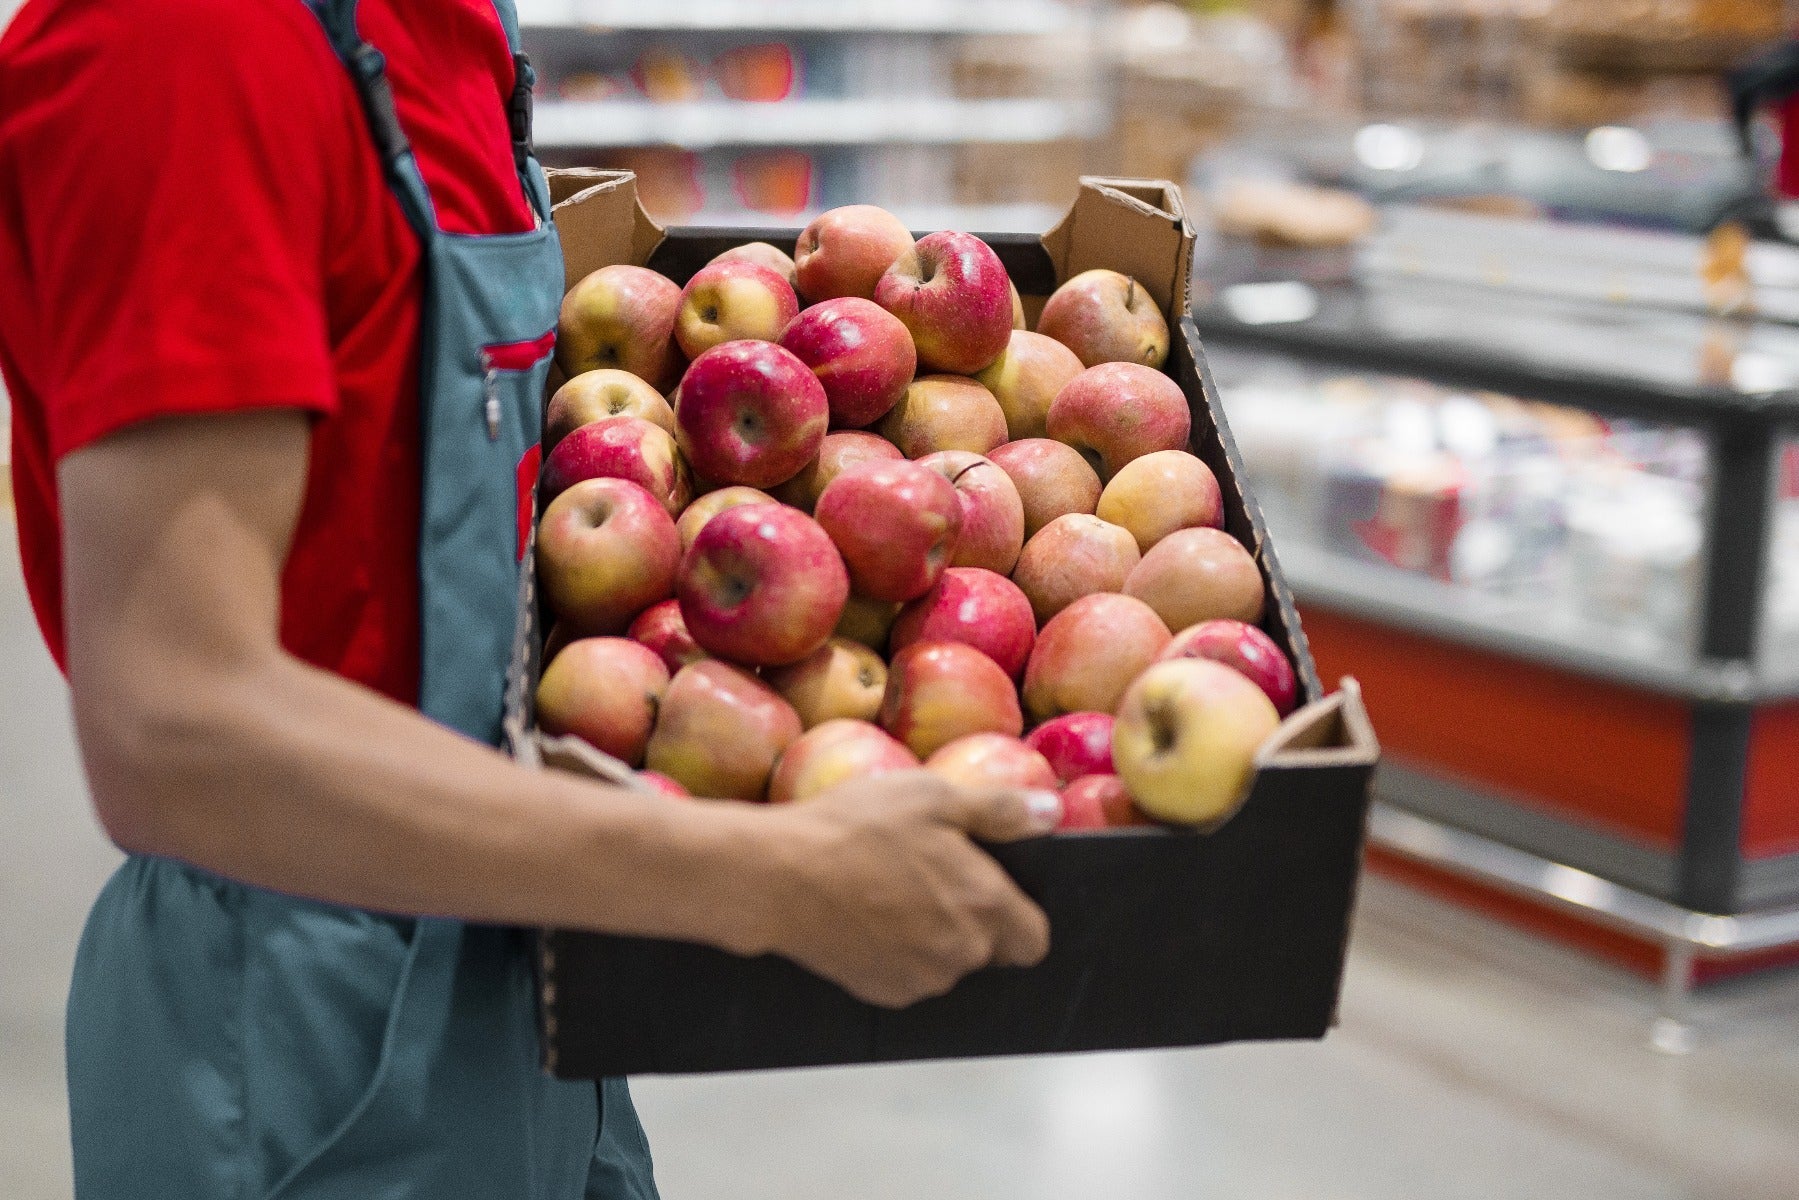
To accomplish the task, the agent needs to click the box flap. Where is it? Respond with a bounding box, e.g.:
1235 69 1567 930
1041 176 1194 318
546 169 667 290
1255 678 1380 770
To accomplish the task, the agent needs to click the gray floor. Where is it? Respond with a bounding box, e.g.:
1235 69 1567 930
4 520 1798 1200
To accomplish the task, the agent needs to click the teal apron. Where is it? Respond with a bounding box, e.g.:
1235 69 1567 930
63 2 657 1195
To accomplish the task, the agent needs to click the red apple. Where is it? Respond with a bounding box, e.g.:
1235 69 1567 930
1022 593 1171 722
878 374 1008 459
1057 778 1109 830
1097 449 1223 552
917 451 1025 576
557 264 684 390
889 567 1035 679
924 734 1058 792
1159 619 1297 716
879 641 1024 759
675 485 775 554
766 718 919 804
793 205 915 303
1037 268 1171 369
771 430 904 513
537 478 680 635
814 459 962 602
535 637 669 767
542 415 692 516
873 231 1013 375
645 660 803 801
1062 773 1145 828
674 259 800 359
710 241 798 288
973 330 1085 442
1011 513 1140 625
627 598 708 674
778 297 916 429
1024 712 1115 785
1046 363 1191 480
763 637 888 728
834 593 902 652
988 438 1103 539
638 770 691 799
1112 658 1280 829
675 340 828 488
1125 527 1266 632
547 369 676 451
678 503 848 667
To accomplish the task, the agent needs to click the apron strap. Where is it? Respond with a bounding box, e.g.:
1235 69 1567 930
488 0 554 222
299 0 441 239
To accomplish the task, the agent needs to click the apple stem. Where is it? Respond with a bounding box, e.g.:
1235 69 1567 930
1147 700 1178 754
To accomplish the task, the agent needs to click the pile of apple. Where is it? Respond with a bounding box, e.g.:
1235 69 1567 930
534 204 1298 831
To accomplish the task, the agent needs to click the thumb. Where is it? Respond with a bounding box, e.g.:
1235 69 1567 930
934 785 1062 841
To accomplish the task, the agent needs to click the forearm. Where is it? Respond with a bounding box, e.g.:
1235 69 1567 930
77 646 785 951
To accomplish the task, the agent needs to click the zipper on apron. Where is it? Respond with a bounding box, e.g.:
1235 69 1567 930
479 331 557 441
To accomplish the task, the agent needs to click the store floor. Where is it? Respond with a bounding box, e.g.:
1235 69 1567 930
5 526 1799 1200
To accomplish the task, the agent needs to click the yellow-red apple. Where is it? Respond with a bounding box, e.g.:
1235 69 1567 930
771 430 903 513
763 637 888 728
674 259 800 359
1024 711 1115 785
537 478 680 635
879 641 1023 759
1037 268 1170 369
627 598 708 674
1011 513 1140 625
710 241 798 287
890 567 1035 679
675 341 828 488
924 734 1058 792
1159 619 1297 715
1097 449 1224 552
1046 362 1191 480
766 718 919 804
542 415 692 516
793 205 915 302
834 593 902 652
778 297 916 429
1112 658 1280 828
814 459 962 602
645 661 803 801
974 330 1084 442
535 637 669 767
988 438 1102 539
1125 527 1265 631
678 503 848 667
874 231 1013 375
1022 593 1171 721
1061 773 1145 828
557 264 684 390
546 370 675 450
675 485 775 555
878 374 1007 459
917 450 1025 575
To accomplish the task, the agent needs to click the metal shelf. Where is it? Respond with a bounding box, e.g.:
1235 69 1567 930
519 0 1084 35
534 97 1102 150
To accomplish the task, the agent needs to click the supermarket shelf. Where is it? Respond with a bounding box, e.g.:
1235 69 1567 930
669 202 1062 234
519 0 1083 35
534 98 1102 150
1275 542 1799 702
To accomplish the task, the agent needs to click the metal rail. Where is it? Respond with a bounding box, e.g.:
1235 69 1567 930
1366 802 1799 1053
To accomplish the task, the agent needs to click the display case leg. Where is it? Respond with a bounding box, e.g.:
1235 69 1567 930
1650 941 1697 1055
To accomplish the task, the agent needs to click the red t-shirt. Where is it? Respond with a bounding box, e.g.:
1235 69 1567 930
0 0 537 705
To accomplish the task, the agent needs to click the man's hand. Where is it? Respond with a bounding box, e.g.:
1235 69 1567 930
754 772 1059 1008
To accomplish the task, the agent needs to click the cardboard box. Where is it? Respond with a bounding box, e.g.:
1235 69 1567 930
508 171 1379 1078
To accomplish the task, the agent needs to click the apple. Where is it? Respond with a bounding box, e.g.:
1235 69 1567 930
638 770 691 799
763 637 888 728
1125 527 1266 632
1010 513 1140 625
556 264 684 390
889 567 1035 680
1112 658 1280 829
678 503 848 667
987 438 1102 539
1096 449 1224 552
1022 592 1171 722
766 718 919 804
541 415 692 516
924 734 1058 792
793 205 915 303
709 241 798 288
675 340 828 488
542 622 574 666
537 478 681 635
1159 619 1297 716
535 637 669 767
674 259 800 359
771 430 904 513
1065 774 1144 828
834 593 902 652
645 660 803 801
1046 363 1191 480
873 231 1013 375
1009 280 1027 330
879 641 1023 759
917 451 1025 575
1036 268 1171 369
627 598 708 674
675 485 775 554
778 297 916 429
973 331 1084 442
1024 712 1115 785
546 370 676 451
878 374 1007 459
1057 778 1109 830
814 459 962 602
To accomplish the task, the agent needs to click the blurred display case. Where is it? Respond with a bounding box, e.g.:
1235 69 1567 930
1191 253 1799 983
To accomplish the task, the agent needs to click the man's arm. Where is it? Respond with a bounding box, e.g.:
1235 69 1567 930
59 409 1055 1008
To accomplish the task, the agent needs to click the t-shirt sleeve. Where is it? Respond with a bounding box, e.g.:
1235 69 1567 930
7 0 353 460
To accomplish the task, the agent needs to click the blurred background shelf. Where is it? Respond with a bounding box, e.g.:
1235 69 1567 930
518 0 1085 36
533 98 1106 150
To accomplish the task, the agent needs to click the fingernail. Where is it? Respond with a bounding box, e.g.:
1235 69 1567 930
1024 790 1063 831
